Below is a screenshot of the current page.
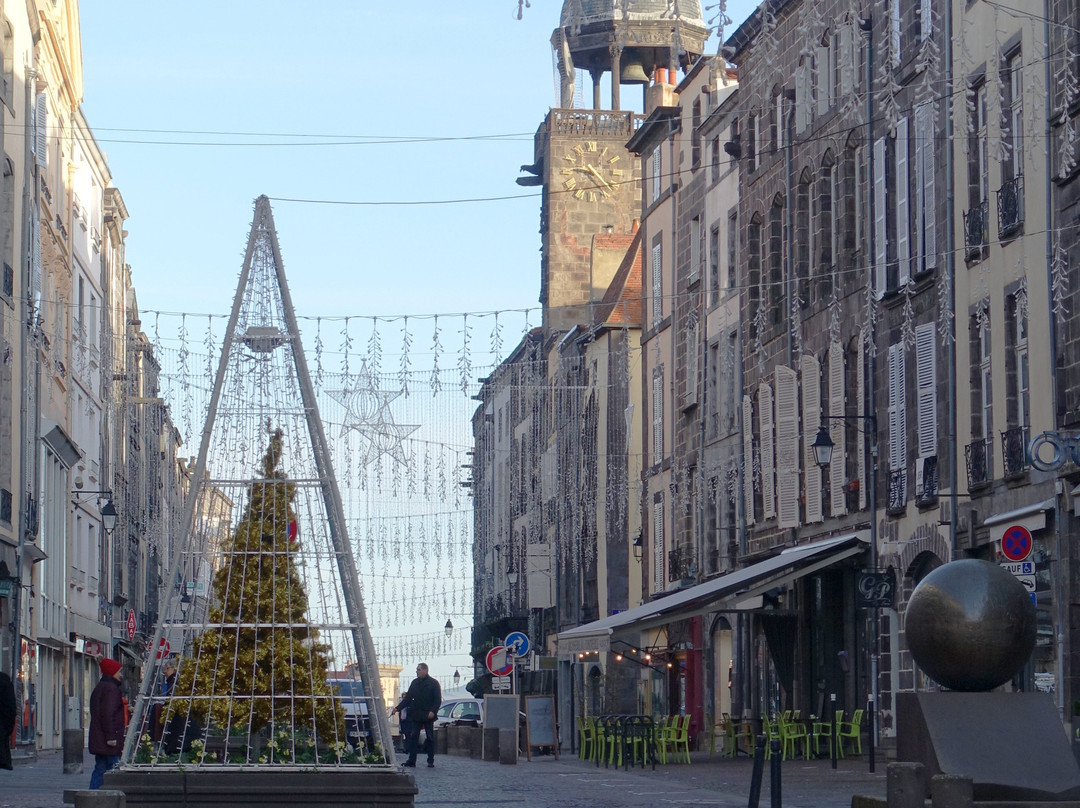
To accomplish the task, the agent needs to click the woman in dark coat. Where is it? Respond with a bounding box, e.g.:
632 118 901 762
88 658 125 789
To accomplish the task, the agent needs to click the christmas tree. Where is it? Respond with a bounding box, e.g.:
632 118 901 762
173 427 344 742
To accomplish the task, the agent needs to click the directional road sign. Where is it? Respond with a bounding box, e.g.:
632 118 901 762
504 631 530 658
486 645 513 676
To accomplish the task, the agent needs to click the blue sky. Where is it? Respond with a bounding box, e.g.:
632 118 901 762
78 2 753 325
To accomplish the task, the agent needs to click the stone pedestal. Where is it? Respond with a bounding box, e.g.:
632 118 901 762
104 768 417 808
897 691 1080 802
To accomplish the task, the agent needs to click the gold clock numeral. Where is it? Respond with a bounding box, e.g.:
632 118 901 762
574 144 585 156
599 146 609 161
563 153 576 163
573 189 586 199
588 191 597 202
607 154 620 165
585 141 597 152
560 167 575 176
563 177 577 190
611 168 624 178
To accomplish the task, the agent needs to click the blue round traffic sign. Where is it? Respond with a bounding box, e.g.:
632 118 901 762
1001 525 1033 562
504 631 530 658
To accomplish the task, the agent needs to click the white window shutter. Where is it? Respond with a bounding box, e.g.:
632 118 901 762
685 320 699 406
891 0 901 65
801 355 823 523
815 46 830 117
916 321 937 457
34 92 47 169
652 240 663 325
828 342 847 516
652 144 662 201
760 383 776 520
857 332 867 509
795 60 809 134
775 367 800 528
839 23 855 98
873 137 887 297
896 117 911 285
920 103 937 270
652 500 665 593
652 371 663 460
914 106 926 272
920 0 933 41
888 342 908 484
743 395 756 526
30 206 41 297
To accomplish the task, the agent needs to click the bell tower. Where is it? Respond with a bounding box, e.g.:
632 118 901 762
520 1 707 332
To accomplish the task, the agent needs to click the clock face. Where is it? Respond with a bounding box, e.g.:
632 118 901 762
558 140 625 202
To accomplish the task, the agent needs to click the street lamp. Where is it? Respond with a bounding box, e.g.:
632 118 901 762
100 499 118 536
812 413 878 773
506 558 518 586
71 489 118 535
444 618 454 638
453 669 461 687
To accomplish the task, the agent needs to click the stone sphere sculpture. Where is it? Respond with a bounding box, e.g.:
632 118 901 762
905 558 1036 692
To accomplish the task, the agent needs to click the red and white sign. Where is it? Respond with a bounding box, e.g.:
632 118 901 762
150 637 170 659
126 609 137 642
486 645 513 676
83 640 103 658
1001 525 1033 562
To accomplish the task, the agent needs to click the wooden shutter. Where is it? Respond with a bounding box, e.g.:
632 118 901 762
873 137 887 297
828 342 847 516
815 45 830 117
652 499 665 593
801 355 823 523
839 23 855 98
34 92 47 169
652 239 663 325
857 331 867 509
888 343 908 498
795 59 810 133
743 395 756 526
775 367 799 528
916 321 937 457
891 0 901 65
760 383 776 520
896 117 911 285
919 102 938 270
652 370 663 460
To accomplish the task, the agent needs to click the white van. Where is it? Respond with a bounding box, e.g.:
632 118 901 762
327 678 371 750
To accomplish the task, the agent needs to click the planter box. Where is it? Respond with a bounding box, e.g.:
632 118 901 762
103 768 416 808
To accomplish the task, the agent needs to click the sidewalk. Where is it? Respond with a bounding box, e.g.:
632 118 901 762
0 747 888 808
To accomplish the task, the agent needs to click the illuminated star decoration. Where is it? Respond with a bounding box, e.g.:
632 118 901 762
328 376 419 466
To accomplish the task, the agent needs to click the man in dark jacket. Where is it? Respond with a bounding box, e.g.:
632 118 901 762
88 658 125 789
0 671 15 770
391 663 441 768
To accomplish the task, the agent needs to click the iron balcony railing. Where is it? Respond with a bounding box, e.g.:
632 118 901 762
915 455 939 506
963 198 989 259
997 175 1024 236
965 438 993 489
887 469 907 514
1001 426 1029 479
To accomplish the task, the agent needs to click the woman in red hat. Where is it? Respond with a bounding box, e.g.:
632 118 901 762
88 658 124 789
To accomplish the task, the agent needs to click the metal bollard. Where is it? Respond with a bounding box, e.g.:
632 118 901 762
769 737 782 808
748 735 766 808
830 694 838 770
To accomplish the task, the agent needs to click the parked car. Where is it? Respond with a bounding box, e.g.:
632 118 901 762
327 678 371 750
433 697 484 729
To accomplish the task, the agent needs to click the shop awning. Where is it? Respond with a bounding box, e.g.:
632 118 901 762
982 498 1054 532
557 533 869 658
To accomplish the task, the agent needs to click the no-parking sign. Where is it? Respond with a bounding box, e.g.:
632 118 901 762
1001 525 1033 562
486 645 513 676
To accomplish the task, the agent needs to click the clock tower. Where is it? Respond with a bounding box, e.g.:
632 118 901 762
520 1 708 332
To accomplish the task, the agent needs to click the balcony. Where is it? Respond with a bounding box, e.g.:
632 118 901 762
887 469 907 515
997 175 1024 237
1001 426 1029 480
965 438 993 490
963 199 989 260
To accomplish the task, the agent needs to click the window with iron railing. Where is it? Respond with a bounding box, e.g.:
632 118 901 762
963 199 989 259
997 175 1024 237
965 438 993 489
1001 426 1028 479
668 544 695 582
887 469 907 515
915 455 938 507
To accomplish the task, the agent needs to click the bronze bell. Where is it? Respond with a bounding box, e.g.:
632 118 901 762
620 60 651 85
